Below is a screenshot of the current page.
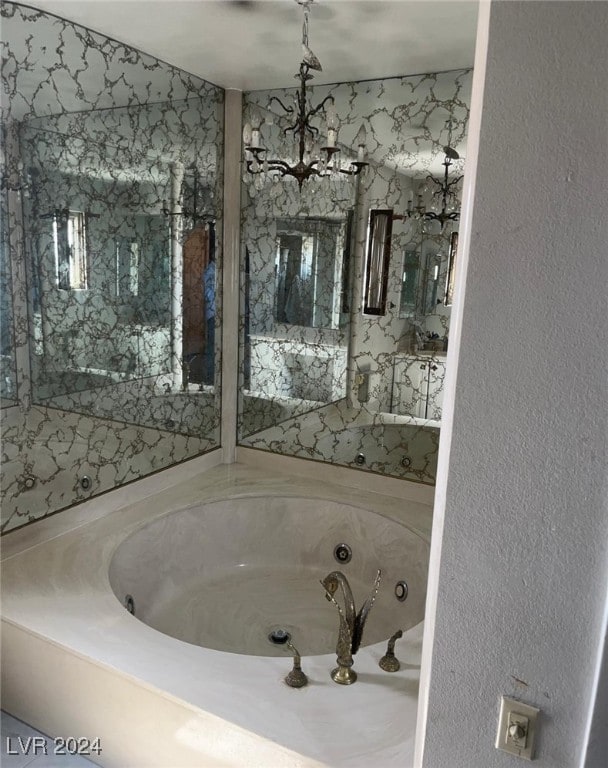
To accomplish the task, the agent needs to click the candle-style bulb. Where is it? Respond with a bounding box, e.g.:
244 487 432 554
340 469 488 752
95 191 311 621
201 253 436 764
243 122 252 146
355 123 367 147
325 102 339 130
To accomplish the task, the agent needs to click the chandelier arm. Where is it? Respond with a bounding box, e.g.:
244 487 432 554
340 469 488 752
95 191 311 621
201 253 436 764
424 210 460 222
301 123 320 138
306 94 335 122
426 172 463 195
444 174 464 192
336 163 366 177
267 161 296 173
245 158 292 173
268 96 295 116
282 114 319 138
284 164 320 180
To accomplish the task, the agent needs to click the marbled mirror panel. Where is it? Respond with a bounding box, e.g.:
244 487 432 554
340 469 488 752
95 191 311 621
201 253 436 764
0 3 224 532
1 125 17 405
238 70 471 484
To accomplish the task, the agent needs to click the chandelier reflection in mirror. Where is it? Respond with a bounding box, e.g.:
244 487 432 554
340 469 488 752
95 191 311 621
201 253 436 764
406 121 464 229
242 0 368 189
162 165 215 237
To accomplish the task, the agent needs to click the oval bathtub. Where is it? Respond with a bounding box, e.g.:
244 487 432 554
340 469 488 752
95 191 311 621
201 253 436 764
109 496 428 657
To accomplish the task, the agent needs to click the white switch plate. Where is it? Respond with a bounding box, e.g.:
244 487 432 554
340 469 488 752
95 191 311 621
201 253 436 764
496 696 540 760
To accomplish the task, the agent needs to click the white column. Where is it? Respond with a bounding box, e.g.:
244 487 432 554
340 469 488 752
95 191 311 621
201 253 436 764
169 162 184 387
5 120 32 411
346 174 369 408
414 2 490 763
221 90 242 464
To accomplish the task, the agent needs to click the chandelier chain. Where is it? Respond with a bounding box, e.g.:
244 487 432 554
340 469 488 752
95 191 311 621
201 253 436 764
302 5 309 48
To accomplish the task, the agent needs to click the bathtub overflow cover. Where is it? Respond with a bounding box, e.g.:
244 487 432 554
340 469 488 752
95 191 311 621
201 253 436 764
334 543 353 564
79 475 92 491
394 581 409 602
354 453 366 466
268 628 291 645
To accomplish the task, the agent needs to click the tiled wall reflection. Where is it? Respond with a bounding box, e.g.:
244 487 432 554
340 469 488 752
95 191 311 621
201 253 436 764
238 70 471 484
0 3 224 532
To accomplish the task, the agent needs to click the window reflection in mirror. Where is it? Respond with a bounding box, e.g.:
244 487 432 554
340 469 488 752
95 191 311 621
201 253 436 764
444 231 458 306
52 210 89 291
423 251 442 315
274 217 346 330
399 248 421 317
398 224 459 318
115 239 139 297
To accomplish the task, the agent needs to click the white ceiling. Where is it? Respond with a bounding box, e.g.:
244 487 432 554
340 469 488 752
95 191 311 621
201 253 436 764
26 0 479 90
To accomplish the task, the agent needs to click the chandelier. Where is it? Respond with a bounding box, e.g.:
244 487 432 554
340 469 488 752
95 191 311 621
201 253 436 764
407 127 464 228
242 0 368 189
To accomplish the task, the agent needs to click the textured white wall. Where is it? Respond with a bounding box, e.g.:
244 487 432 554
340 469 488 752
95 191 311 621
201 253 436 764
420 3 608 768
585 620 608 767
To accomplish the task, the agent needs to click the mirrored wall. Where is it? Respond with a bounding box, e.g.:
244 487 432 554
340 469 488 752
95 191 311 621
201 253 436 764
0 3 223 532
0 125 16 405
238 69 471 484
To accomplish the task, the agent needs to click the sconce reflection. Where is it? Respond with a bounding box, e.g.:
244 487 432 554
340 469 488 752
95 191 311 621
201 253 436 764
364 209 393 315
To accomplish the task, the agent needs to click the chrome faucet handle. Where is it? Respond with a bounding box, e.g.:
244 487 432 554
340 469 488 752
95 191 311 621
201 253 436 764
284 640 308 688
379 629 403 672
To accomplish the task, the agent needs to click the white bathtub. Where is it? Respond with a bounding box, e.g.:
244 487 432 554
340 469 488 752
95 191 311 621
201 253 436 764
109 497 427 657
1 461 432 768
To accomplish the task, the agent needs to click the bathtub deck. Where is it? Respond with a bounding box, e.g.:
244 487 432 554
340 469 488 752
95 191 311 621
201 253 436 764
1 461 433 768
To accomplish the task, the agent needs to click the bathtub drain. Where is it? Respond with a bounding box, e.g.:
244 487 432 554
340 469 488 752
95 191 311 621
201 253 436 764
268 628 291 645
334 543 353 564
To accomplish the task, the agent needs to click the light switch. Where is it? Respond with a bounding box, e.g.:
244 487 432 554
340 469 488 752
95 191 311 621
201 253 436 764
495 696 539 760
